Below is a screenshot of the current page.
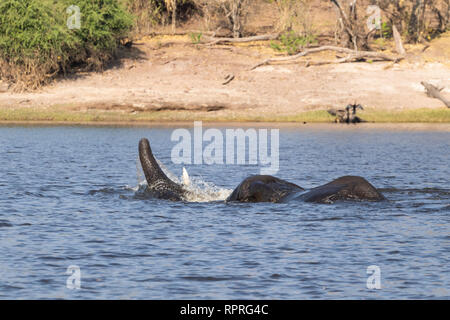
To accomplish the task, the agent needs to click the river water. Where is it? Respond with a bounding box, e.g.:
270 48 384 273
0 124 448 299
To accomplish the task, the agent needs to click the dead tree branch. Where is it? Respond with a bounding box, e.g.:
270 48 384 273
251 46 404 70
392 25 406 55
421 81 450 108
203 33 280 45
331 0 358 49
331 0 374 50
222 74 235 85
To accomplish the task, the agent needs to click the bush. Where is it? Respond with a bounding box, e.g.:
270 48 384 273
270 31 317 55
0 0 133 90
0 0 74 89
189 32 203 44
63 0 133 69
380 21 393 39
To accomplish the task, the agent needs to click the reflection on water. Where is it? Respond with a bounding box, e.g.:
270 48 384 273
0 125 448 299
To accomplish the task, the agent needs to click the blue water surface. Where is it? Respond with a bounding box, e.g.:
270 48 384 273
0 124 448 299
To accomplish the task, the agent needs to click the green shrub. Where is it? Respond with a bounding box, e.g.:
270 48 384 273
380 22 393 38
270 31 317 55
0 0 133 90
0 0 74 89
189 32 202 44
60 0 134 70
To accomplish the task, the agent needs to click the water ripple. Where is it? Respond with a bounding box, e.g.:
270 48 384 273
0 126 448 299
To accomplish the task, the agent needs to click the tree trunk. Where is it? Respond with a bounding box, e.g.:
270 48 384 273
408 0 422 42
171 1 177 34
447 0 450 26
232 0 242 38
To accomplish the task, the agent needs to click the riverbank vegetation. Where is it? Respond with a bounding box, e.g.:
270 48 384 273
0 0 132 90
1 106 449 123
0 0 449 124
1 1 449 91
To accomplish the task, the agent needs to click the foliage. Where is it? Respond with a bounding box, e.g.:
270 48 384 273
189 32 203 44
0 0 75 89
270 31 317 55
381 21 393 38
0 0 133 90
62 0 134 69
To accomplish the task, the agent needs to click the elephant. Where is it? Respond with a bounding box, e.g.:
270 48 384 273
138 138 385 203
226 175 385 203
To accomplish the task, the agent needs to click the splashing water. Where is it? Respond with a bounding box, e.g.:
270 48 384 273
134 157 232 202
136 156 146 184
181 175 233 202
182 167 190 186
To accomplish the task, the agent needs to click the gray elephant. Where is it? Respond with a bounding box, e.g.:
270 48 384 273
139 138 385 203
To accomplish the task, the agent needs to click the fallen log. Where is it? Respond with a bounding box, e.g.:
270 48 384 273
203 33 279 45
421 81 450 108
251 46 404 70
146 30 217 37
305 55 355 67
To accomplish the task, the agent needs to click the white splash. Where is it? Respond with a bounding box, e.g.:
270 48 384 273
182 167 190 186
136 156 146 185
136 157 232 202
181 174 233 202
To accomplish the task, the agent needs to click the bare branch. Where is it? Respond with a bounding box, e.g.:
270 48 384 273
421 81 450 108
331 0 358 50
251 46 404 70
222 74 235 85
392 25 406 55
203 33 280 45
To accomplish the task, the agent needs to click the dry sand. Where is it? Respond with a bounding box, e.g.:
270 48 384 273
1 33 450 119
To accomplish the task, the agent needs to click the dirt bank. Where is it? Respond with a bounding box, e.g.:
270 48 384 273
1 32 450 123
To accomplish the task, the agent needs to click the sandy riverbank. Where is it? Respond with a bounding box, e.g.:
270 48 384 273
1 33 450 123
